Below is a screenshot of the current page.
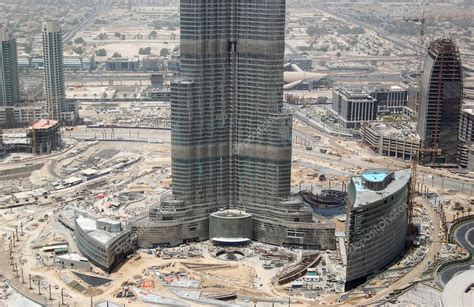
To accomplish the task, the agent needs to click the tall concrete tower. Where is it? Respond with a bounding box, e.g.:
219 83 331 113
42 20 67 121
418 38 463 164
132 0 336 250
0 24 20 106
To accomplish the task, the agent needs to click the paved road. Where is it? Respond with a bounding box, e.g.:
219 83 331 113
357 198 442 305
63 3 106 43
438 219 474 286
68 127 171 143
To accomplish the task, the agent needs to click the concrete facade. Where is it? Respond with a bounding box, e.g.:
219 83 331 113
361 121 421 160
457 109 474 170
345 169 410 291
43 21 77 122
332 88 377 128
56 253 91 270
368 84 408 114
0 103 48 128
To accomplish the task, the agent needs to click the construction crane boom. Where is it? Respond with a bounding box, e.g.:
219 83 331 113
404 9 426 124
408 145 440 247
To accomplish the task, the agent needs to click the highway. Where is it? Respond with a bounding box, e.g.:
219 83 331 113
63 3 107 43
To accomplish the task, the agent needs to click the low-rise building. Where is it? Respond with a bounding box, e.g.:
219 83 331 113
20 55 95 71
142 56 165 72
150 73 164 88
285 54 313 71
56 253 91 270
74 212 137 272
148 88 171 101
167 55 180 71
361 121 421 160
106 58 139 71
0 102 48 128
331 88 377 128
367 84 409 114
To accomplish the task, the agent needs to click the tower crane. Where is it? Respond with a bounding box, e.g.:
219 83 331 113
404 9 427 123
408 144 440 246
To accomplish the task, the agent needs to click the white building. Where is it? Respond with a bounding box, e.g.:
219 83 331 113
42 21 77 122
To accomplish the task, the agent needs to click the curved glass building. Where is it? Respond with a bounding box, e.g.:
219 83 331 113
345 169 411 291
417 38 463 164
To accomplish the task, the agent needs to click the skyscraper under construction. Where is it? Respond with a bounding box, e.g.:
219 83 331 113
132 0 335 249
417 38 463 164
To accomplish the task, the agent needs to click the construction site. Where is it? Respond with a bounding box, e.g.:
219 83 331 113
0 1 473 306
0 119 63 156
0 111 471 306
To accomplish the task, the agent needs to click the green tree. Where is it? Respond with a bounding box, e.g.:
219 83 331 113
160 48 170 57
74 37 85 44
73 46 85 55
114 32 121 38
307 25 329 37
112 52 122 58
24 44 32 54
95 49 107 56
148 31 157 39
139 47 152 55
319 46 329 52
121 34 126 40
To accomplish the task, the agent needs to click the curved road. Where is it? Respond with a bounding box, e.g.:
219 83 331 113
438 219 474 286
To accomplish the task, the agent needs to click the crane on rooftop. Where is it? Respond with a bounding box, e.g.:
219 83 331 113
404 8 427 125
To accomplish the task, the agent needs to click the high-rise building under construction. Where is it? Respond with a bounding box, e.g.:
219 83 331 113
132 0 335 249
417 38 463 164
